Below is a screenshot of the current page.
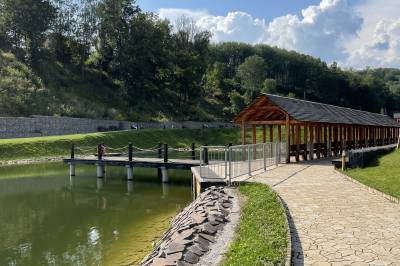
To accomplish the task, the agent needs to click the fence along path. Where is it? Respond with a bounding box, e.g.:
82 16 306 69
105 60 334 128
195 142 287 183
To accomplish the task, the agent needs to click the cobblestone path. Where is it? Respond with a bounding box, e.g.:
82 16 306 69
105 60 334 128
251 160 400 266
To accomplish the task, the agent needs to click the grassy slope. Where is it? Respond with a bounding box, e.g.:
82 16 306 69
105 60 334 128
224 183 288 266
0 128 241 161
345 150 400 199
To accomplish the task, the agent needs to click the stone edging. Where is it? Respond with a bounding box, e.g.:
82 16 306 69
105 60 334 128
0 157 63 166
335 170 399 204
140 187 235 266
276 194 293 266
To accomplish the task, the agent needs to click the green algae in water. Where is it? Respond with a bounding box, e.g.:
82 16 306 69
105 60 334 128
0 162 192 265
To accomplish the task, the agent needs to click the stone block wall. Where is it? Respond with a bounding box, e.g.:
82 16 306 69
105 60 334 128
0 115 236 139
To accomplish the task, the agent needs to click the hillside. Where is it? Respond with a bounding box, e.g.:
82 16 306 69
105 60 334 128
0 0 399 122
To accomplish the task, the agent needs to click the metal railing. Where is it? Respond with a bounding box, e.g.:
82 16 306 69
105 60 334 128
199 142 286 183
347 143 397 168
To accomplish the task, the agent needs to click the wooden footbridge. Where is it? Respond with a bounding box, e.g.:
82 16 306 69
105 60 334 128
64 143 201 182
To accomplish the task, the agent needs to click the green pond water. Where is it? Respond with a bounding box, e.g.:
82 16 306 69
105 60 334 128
0 163 192 265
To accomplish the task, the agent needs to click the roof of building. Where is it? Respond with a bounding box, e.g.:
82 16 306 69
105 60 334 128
234 94 400 127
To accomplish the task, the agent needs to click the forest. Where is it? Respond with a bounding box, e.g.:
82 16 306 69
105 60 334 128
0 0 399 121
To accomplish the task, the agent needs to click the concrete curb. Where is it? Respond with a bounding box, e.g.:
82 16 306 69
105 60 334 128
335 170 399 204
276 194 293 266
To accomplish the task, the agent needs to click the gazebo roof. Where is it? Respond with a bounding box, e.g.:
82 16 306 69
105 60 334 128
234 94 400 127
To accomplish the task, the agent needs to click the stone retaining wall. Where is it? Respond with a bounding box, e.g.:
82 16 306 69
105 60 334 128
0 115 236 139
140 187 235 266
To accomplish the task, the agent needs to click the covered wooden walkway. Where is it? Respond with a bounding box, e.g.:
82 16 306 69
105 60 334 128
234 94 400 163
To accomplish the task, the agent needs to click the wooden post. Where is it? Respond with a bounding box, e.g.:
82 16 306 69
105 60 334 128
70 143 75 159
242 120 246 145
333 126 338 156
323 125 328 157
303 124 308 161
164 143 168 163
97 144 102 160
341 151 347 171
316 125 321 159
128 143 133 162
295 124 300 162
269 125 274 143
278 125 282 142
285 114 290 163
252 125 257 144
158 143 162 180
310 125 314 160
262 125 266 143
191 143 196 160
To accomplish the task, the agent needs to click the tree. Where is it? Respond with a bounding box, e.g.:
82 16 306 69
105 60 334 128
236 55 267 102
1 0 56 66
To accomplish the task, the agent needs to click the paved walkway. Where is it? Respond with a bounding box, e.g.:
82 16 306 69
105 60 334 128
251 160 400 266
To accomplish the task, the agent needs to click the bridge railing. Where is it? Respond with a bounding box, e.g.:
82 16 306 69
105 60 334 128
199 142 287 183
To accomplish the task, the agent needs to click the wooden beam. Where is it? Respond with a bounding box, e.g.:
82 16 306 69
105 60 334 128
246 120 301 125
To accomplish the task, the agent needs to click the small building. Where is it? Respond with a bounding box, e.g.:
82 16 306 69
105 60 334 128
233 94 400 163
394 113 400 124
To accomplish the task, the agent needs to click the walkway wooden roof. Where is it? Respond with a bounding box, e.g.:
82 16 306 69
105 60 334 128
234 94 400 127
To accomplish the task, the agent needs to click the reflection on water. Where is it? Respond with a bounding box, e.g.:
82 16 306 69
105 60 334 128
0 163 191 265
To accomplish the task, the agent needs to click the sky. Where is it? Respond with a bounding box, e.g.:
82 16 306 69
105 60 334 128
137 0 400 69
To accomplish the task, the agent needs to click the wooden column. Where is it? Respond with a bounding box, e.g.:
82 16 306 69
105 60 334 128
323 125 328 157
262 125 266 143
242 120 246 145
252 125 257 144
310 125 314 160
278 125 282 142
295 124 300 162
285 114 290 163
316 125 321 159
373 127 377 146
269 125 274 142
333 125 338 156
303 124 308 161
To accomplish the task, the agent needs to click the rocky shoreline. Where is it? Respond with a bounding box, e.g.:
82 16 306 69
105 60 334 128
140 187 239 266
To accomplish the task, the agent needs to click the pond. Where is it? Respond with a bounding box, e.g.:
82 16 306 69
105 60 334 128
0 163 192 265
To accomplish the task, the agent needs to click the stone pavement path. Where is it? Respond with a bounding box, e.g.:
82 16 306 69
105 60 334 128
251 160 400 266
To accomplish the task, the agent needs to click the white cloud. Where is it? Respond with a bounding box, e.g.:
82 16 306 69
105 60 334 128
263 0 363 62
157 0 400 68
158 8 209 22
197 12 266 43
345 19 400 68
343 0 400 68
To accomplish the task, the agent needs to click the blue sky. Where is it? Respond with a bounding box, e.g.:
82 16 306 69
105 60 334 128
138 0 322 21
136 0 400 68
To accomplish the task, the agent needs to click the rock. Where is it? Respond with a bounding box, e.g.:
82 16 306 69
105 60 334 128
139 187 234 266
184 250 200 264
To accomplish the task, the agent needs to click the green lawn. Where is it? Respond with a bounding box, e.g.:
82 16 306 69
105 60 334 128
345 150 400 199
224 183 288 266
0 128 241 161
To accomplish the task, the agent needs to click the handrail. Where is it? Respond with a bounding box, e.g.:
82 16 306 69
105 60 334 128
199 142 286 183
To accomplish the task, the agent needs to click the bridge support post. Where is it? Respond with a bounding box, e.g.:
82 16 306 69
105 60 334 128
161 167 169 183
162 183 169 197
96 164 104 178
127 180 133 194
126 165 134 181
69 163 76 176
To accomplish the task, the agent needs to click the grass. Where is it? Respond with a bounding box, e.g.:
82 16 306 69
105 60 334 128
224 183 288 266
0 128 241 161
345 150 400 199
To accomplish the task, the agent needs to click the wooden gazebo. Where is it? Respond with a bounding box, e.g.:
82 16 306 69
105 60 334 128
233 94 400 163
